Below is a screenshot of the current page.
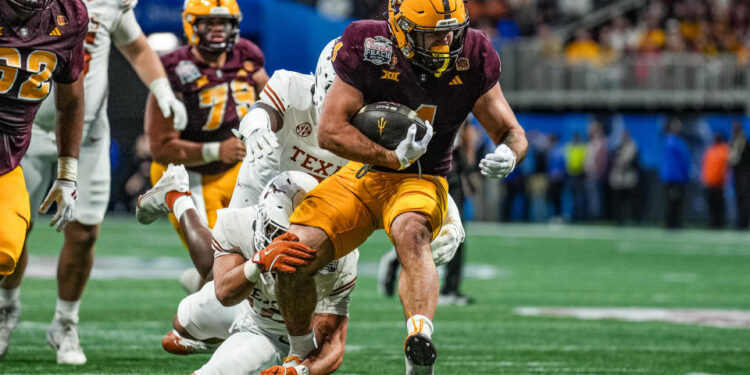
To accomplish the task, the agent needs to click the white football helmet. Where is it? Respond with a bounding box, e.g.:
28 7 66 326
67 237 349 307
253 171 319 250
312 37 340 120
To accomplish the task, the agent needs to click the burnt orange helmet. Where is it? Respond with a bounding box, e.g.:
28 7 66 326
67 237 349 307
388 0 469 77
183 0 242 54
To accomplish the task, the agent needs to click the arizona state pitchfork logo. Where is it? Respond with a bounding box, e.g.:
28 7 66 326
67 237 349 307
377 117 387 136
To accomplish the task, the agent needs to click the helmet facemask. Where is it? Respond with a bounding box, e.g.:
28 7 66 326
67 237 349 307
399 17 468 76
253 208 288 250
192 15 240 54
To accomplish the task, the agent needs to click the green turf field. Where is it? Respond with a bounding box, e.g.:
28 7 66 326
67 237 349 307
3 216 750 374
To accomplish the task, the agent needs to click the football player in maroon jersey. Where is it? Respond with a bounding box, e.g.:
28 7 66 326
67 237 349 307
262 0 528 374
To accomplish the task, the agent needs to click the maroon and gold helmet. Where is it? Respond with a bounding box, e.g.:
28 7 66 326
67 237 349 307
8 0 53 11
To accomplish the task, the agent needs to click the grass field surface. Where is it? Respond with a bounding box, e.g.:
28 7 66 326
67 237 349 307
2 216 749 374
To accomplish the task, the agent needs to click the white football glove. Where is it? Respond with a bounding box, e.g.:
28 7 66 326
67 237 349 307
431 223 463 266
237 108 279 162
479 144 516 179
40 179 77 232
150 77 188 131
394 121 433 170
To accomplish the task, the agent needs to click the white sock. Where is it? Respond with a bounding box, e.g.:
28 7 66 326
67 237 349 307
172 195 195 221
286 331 317 366
54 298 81 321
0 287 20 306
406 314 434 338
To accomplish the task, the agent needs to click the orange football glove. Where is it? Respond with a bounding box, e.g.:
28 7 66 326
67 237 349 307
260 365 297 375
252 233 316 273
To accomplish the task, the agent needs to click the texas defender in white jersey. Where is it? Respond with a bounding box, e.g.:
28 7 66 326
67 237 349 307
136 167 354 375
229 68 347 208
2 0 187 365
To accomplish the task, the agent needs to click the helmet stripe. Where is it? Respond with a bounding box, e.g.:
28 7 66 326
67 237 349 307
442 0 451 19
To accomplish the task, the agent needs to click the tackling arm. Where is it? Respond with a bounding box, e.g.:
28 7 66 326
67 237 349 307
213 253 257 306
303 314 349 375
318 77 402 170
472 82 528 162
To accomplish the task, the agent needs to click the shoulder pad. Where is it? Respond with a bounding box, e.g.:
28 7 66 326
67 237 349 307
261 70 314 114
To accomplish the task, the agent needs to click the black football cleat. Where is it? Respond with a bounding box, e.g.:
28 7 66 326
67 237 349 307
404 332 437 375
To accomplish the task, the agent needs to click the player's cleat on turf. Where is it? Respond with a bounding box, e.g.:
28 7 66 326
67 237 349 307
0 300 21 360
136 163 189 224
161 330 217 355
377 248 399 297
438 292 474 306
404 332 437 375
47 316 86 365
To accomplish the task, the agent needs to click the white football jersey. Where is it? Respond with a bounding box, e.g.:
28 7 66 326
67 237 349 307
211 206 358 336
234 70 348 206
35 0 142 132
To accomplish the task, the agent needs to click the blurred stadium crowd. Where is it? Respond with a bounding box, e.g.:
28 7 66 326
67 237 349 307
103 0 750 230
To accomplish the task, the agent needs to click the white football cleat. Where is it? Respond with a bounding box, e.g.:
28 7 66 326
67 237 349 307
47 316 86 365
0 300 21 360
404 332 437 375
136 163 189 224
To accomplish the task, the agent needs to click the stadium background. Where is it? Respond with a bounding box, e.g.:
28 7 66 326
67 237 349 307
7 1 750 374
107 0 750 228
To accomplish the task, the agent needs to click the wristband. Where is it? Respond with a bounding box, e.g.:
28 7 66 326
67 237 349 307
202 142 221 163
57 157 78 181
148 77 175 102
238 107 272 138
294 365 310 375
243 260 260 283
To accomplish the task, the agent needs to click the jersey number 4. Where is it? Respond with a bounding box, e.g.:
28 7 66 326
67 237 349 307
0 48 58 101
199 80 255 131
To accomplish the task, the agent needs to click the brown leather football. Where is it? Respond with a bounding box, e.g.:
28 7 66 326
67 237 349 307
350 102 428 150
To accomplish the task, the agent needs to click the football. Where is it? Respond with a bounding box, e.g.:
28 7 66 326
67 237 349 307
350 102 428 150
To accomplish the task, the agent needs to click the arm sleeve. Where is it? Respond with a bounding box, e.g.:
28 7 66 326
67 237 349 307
331 25 364 91
111 9 143 47
54 2 88 84
478 33 501 96
211 208 241 258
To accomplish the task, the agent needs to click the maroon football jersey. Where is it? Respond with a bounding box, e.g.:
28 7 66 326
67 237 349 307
333 20 501 176
162 39 265 175
0 0 87 175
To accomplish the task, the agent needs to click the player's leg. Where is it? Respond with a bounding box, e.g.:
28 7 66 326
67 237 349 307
0 167 32 360
377 247 400 297
162 281 245 355
48 129 111 365
383 175 449 375
138 164 215 277
275 163 376 362
194 328 287 375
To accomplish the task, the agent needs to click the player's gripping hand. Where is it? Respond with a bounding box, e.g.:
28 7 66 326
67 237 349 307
219 138 247 164
149 77 188 131
40 179 77 232
245 126 279 161
394 121 433 170
479 144 516 178
431 222 463 266
252 233 316 273
261 366 305 375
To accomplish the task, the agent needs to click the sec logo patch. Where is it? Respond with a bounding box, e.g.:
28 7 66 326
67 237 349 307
296 122 312 137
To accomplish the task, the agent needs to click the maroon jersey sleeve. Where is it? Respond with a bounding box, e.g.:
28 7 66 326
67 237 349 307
234 39 265 75
331 23 365 91
53 0 88 84
475 30 501 96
